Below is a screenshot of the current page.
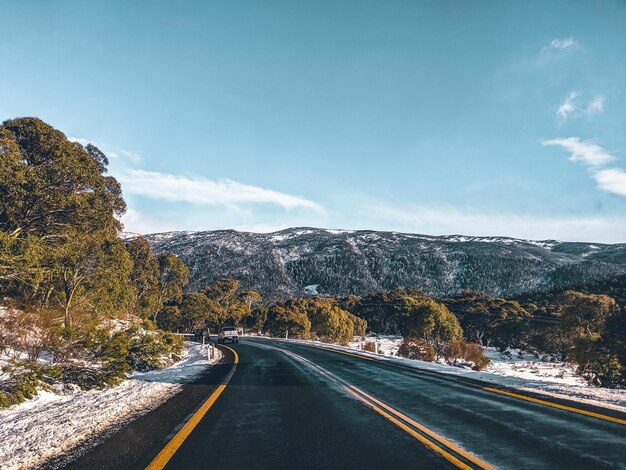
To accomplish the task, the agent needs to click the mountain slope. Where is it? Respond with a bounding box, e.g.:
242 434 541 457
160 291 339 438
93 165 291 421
141 228 626 302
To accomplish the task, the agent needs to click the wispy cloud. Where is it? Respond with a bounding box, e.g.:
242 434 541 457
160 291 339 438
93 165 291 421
555 92 605 120
543 137 614 167
120 208 182 234
543 137 626 198
69 136 321 212
542 37 578 54
586 95 605 115
594 168 626 197
556 92 578 120
117 169 323 211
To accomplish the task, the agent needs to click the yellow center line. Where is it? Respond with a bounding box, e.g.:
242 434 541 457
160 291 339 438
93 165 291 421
484 387 626 426
350 386 496 470
274 344 492 470
342 386 474 470
278 340 626 422
145 345 239 470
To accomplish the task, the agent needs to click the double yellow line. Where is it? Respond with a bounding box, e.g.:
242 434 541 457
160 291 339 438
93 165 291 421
344 385 495 470
145 345 239 470
291 341 626 427
272 345 494 470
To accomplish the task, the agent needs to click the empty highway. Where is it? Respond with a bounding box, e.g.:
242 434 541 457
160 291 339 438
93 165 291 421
50 337 626 470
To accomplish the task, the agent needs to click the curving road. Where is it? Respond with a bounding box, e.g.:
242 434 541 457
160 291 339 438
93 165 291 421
50 337 626 470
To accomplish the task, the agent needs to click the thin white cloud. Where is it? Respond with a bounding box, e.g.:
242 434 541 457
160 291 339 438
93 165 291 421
543 137 615 167
543 137 626 199
556 92 578 120
117 169 323 211
594 168 626 197
542 37 578 54
555 93 605 120
120 207 182 234
586 95 605 115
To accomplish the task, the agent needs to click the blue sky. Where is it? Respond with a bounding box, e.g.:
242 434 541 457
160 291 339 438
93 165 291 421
2 1 626 242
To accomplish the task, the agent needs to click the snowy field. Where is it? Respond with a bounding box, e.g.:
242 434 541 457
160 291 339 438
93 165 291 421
276 336 626 412
0 342 221 470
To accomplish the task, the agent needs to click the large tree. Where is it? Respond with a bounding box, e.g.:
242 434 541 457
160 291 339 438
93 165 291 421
126 237 160 318
0 118 131 317
0 118 125 242
154 253 189 323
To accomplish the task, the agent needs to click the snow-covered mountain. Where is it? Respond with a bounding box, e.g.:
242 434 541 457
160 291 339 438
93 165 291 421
139 228 626 302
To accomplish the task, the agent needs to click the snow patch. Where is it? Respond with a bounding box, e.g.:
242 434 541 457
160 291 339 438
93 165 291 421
304 284 319 295
0 342 221 470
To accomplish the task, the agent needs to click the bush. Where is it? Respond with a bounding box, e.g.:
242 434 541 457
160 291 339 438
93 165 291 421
397 337 435 362
443 339 490 371
0 319 185 408
0 363 58 408
362 341 377 353
126 325 182 371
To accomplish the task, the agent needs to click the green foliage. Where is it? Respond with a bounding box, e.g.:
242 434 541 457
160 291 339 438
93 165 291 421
156 278 261 333
126 324 183 371
0 118 140 322
444 291 531 349
249 297 366 345
155 306 182 332
0 364 53 408
178 292 224 333
154 253 189 322
557 291 617 337
0 117 192 406
0 118 125 241
397 337 435 362
555 291 623 386
349 288 429 334
242 307 267 333
570 334 622 387
126 237 160 318
263 304 311 339
204 278 261 326
0 232 44 295
402 299 462 358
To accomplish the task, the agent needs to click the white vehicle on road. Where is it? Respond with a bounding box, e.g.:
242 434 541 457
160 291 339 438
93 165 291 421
218 326 239 344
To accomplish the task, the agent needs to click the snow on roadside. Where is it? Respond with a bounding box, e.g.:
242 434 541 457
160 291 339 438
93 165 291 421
347 335 403 357
482 348 587 387
269 337 626 413
0 342 221 470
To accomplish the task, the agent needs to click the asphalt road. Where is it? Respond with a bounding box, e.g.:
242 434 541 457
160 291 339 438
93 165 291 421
50 338 626 470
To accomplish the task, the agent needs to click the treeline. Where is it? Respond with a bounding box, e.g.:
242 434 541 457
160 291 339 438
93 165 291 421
153 278 366 346
156 278 262 334
0 118 189 406
340 289 488 369
333 288 625 387
445 289 625 387
243 297 367 345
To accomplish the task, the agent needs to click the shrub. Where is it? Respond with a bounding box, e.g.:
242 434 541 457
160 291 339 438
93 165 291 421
362 341 377 353
397 337 435 362
126 325 182 371
443 339 490 371
0 363 58 408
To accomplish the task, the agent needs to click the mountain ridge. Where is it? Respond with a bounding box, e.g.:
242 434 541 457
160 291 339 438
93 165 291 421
135 227 626 302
